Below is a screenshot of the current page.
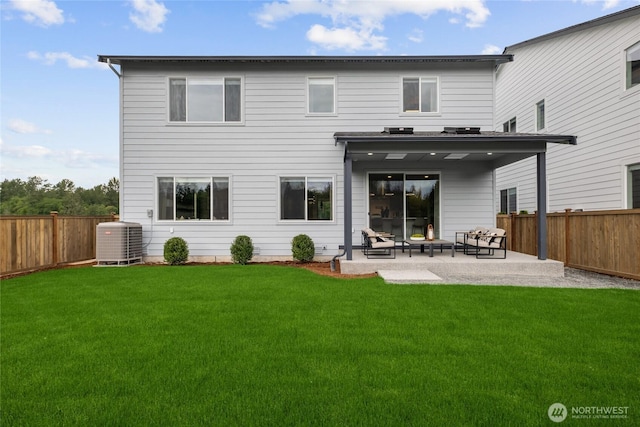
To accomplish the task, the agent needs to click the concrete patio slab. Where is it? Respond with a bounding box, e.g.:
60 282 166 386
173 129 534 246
378 269 443 284
340 248 565 277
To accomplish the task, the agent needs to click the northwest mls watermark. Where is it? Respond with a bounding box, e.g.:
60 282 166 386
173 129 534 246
548 402 630 423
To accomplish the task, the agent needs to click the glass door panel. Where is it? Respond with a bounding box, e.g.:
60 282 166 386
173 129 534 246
368 174 404 237
368 173 440 240
405 174 439 239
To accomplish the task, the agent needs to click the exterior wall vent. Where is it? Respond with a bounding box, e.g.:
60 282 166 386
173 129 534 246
384 127 414 134
443 127 481 134
96 222 143 266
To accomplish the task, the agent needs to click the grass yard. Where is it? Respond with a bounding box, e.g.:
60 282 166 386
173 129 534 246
1 265 639 426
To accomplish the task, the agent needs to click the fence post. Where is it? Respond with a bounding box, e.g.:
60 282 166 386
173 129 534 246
564 208 572 266
510 212 517 252
50 211 59 266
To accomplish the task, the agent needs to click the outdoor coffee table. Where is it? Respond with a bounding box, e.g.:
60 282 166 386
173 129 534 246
402 239 455 257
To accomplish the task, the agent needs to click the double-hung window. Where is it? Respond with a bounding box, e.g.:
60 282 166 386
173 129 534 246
158 177 230 221
500 188 517 214
308 77 335 114
402 77 438 113
625 41 640 90
628 164 640 209
536 100 545 131
280 177 333 221
503 117 517 132
169 77 242 123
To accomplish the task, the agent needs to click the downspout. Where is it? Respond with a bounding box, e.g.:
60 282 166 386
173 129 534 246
107 58 121 78
106 59 124 221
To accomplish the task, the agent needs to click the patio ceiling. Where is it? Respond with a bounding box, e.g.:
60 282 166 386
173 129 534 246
334 130 577 169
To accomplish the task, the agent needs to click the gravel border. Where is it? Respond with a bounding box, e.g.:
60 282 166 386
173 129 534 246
429 268 640 289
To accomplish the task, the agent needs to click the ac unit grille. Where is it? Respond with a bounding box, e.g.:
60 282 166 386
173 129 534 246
96 222 143 266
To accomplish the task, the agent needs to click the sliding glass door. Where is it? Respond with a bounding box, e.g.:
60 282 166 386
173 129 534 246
368 173 440 239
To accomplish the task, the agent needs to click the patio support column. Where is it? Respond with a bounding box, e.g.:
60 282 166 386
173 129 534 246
536 152 547 260
344 151 353 260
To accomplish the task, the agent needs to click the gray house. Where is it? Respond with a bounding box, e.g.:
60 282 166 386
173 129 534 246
495 6 640 213
98 54 575 261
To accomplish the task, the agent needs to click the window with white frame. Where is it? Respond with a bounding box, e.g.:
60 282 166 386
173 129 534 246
500 187 517 214
503 117 517 132
626 41 640 89
280 177 333 221
308 77 335 114
402 77 438 113
628 164 640 209
158 177 229 220
536 100 545 131
169 77 242 122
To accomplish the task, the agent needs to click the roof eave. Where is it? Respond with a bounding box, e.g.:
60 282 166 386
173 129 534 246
97 54 514 66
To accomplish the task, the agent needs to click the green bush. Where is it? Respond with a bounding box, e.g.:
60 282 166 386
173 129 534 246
291 234 315 262
230 235 254 265
163 237 189 265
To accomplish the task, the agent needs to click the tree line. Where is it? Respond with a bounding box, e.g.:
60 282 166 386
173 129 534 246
0 176 119 216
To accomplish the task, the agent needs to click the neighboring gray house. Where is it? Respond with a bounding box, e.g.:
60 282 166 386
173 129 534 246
98 54 575 261
495 6 640 213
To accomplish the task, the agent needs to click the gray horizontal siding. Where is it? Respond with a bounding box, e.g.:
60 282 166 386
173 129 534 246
120 62 498 256
495 13 640 212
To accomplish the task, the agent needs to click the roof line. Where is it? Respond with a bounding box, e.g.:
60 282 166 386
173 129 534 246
334 132 577 145
97 55 513 66
504 5 640 51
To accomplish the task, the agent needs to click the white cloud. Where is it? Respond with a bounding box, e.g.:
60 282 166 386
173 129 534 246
481 44 502 55
576 0 622 10
26 51 108 70
10 0 64 27
7 118 53 135
0 140 116 167
255 0 490 51
0 141 53 158
307 24 387 51
129 0 169 33
408 29 424 43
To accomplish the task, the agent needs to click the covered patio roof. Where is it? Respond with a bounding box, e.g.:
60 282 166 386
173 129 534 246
334 128 577 261
334 129 576 168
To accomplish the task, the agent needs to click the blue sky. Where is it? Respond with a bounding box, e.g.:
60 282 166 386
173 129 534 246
1 0 638 189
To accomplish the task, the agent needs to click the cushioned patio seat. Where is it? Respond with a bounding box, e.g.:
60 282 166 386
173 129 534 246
464 227 507 258
362 228 396 258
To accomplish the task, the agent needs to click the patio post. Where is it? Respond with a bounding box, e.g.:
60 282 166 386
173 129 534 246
344 151 353 260
536 152 547 260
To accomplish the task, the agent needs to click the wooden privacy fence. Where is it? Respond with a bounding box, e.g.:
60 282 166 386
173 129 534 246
497 209 640 280
1 212 118 277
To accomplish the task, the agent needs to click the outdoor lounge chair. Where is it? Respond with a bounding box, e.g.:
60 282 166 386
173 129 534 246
361 228 396 259
462 227 507 259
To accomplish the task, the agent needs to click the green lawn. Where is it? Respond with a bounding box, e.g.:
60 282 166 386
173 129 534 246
1 265 639 426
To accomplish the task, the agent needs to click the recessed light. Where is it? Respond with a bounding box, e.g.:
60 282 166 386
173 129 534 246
487 152 493 156
444 153 469 160
430 152 436 156
367 152 373 156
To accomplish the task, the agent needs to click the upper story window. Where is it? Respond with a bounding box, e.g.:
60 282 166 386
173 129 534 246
503 117 517 132
158 176 230 221
402 77 438 113
536 100 545 131
308 77 335 114
169 77 242 123
500 187 517 214
626 41 640 89
280 176 333 221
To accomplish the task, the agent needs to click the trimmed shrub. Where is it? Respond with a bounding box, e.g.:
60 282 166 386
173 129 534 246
164 237 189 265
291 234 315 262
230 235 254 265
